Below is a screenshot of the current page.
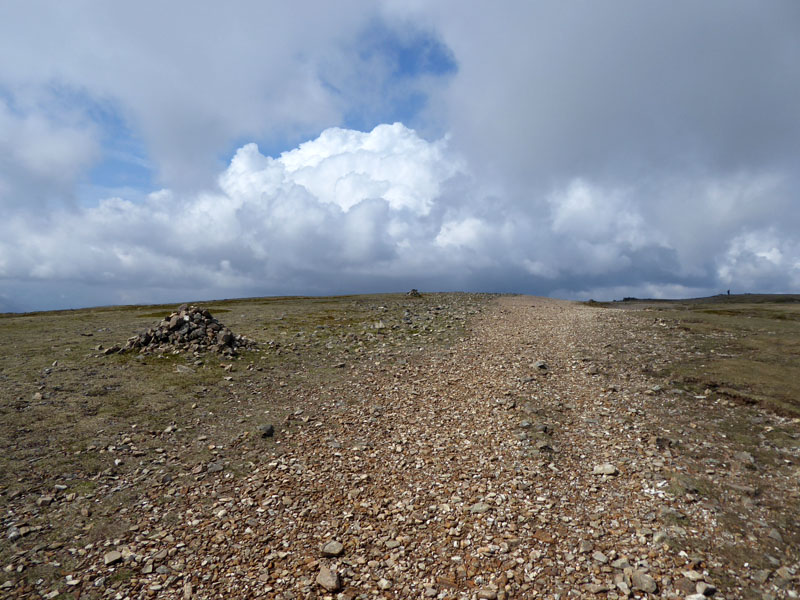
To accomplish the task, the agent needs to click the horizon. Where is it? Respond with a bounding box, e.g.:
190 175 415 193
3 288 798 317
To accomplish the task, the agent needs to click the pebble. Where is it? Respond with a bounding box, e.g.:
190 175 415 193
103 550 122 566
257 424 275 438
696 581 717 596
377 578 392 590
631 570 658 593
320 540 344 556
593 463 619 476
469 502 491 514
316 566 341 592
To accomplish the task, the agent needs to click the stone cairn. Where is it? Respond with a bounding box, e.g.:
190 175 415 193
407 289 422 298
122 304 256 356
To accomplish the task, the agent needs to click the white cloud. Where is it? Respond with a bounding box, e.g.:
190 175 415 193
0 123 478 308
226 123 462 215
548 179 649 248
0 98 99 208
435 217 485 248
717 229 800 292
2 2 800 309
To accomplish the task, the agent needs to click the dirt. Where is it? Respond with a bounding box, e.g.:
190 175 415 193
1 294 798 599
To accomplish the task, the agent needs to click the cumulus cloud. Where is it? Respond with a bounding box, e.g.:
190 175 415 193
718 229 800 292
0 124 483 308
1 119 798 310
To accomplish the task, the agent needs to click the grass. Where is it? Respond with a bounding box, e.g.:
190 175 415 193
590 294 800 595
593 294 800 417
0 291 492 596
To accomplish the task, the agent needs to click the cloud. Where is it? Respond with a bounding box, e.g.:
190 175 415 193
0 120 797 310
1 2 800 310
0 97 99 208
0 2 458 192
0 124 480 309
718 229 800 292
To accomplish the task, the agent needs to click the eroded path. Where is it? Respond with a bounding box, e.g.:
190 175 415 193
62 297 799 599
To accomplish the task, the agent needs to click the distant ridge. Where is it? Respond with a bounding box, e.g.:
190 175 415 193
610 293 800 304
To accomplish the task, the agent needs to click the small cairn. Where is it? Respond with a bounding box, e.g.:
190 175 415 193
407 289 422 298
123 304 256 356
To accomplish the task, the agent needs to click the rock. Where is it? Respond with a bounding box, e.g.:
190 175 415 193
316 566 341 592
533 530 555 544
7 526 20 541
377 578 392 590
121 305 256 355
696 581 717 596
206 462 223 473
686 595 708 600
469 502 491 514
534 360 548 371
579 540 594 553
592 551 609 564
676 577 698 594
752 569 771 584
320 540 344 557
586 583 610 594
767 528 783 544
103 550 123 566
407 289 422 298
257 424 275 438
478 588 498 599
670 473 700 494
631 570 657 593
611 558 631 569
729 482 758 497
593 463 619 476
734 451 756 468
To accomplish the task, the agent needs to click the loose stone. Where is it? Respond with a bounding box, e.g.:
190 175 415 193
321 540 344 557
316 566 341 592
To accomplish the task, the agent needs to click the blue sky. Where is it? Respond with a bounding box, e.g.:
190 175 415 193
1 1 799 312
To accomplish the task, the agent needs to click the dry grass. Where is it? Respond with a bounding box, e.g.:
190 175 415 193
0 292 491 594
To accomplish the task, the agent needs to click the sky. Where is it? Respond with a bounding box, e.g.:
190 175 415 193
1 1 799 312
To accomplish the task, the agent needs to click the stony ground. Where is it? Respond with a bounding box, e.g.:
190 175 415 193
3 296 798 599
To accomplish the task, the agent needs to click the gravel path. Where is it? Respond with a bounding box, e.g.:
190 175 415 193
44 296 798 599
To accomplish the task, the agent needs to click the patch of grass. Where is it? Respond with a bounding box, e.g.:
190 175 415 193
641 301 800 417
0 291 492 593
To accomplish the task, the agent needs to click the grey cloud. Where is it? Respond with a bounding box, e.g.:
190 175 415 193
1 1 799 310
